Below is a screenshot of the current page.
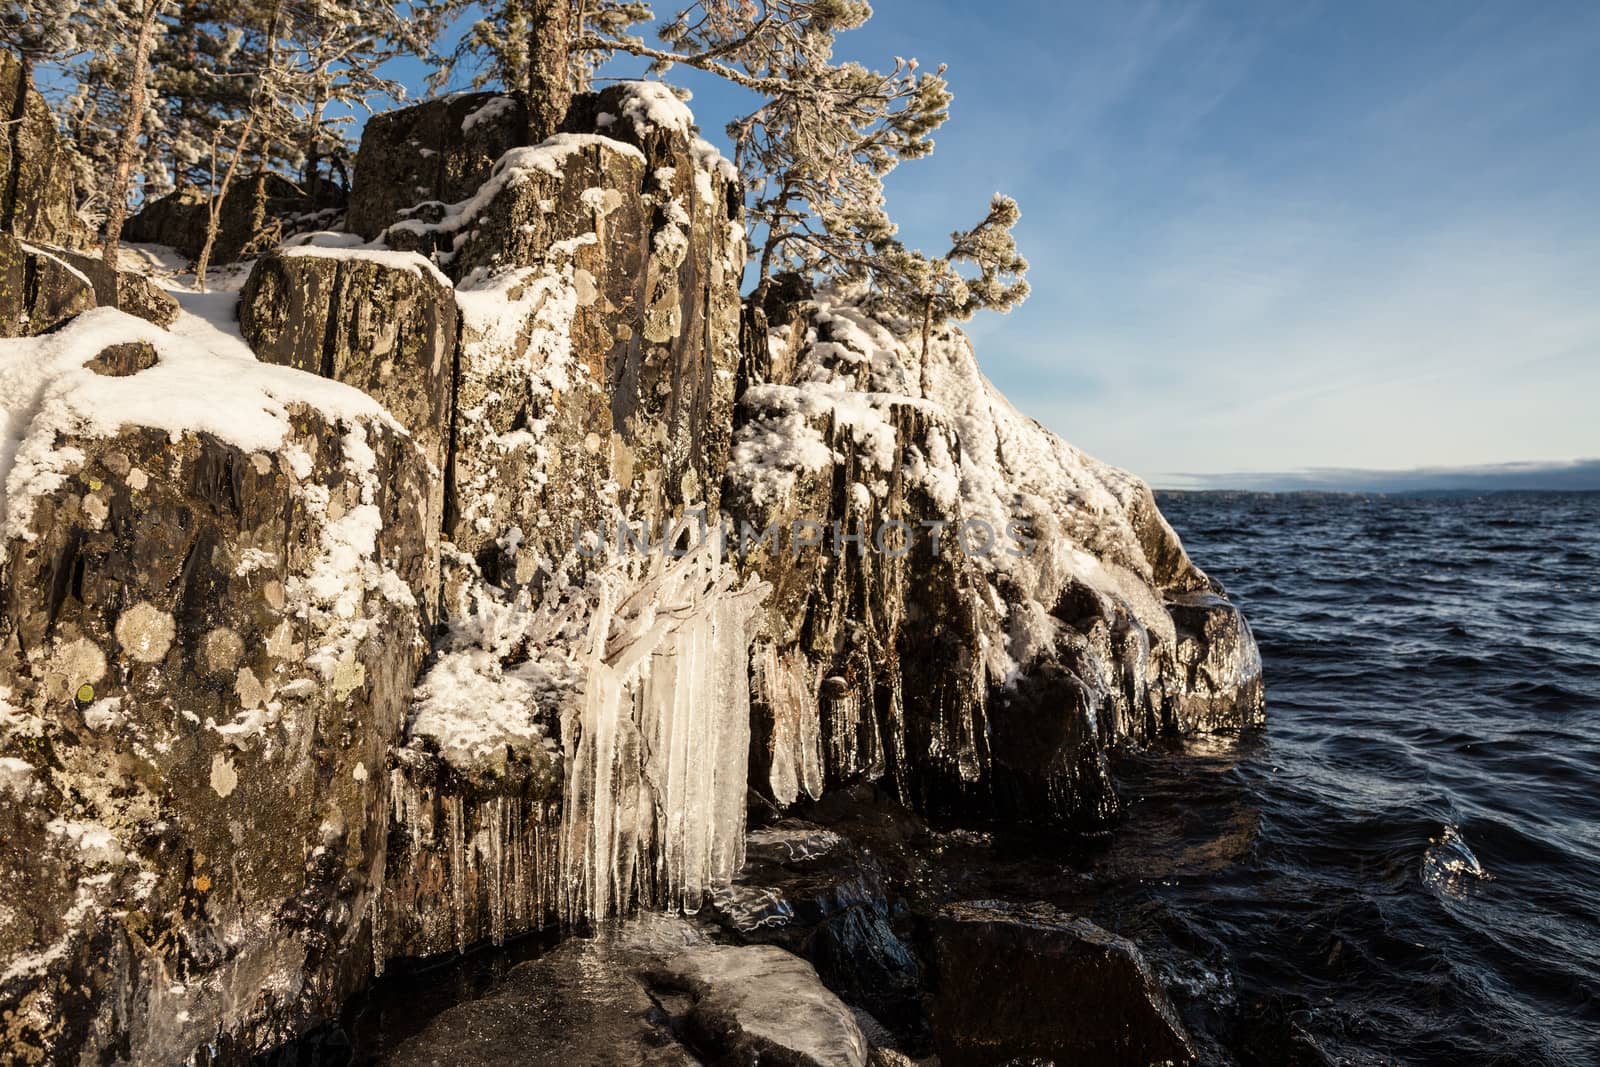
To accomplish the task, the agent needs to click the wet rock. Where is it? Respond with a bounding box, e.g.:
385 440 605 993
986 650 1120 830
654 943 869 1067
347 92 528 240
714 819 923 1037
387 918 864 1067
922 900 1197 1066
0 52 85 246
0 234 96 336
377 747 561 962
123 171 341 265
239 247 457 621
1168 590 1265 731
0 312 433 1063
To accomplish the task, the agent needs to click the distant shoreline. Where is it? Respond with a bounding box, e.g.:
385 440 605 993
1152 459 1600 494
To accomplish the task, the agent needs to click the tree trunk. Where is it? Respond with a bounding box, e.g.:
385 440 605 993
919 297 934 397
193 111 257 290
3 54 33 234
103 0 161 265
305 76 327 204
195 0 279 289
527 0 574 141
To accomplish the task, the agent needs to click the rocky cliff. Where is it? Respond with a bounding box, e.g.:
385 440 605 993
0 68 1261 1065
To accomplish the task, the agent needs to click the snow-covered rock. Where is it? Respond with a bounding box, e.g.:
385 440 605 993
729 288 1264 827
346 90 529 241
239 246 457 622
0 235 96 337
0 62 1263 1064
368 85 743 582
0 306 433 1062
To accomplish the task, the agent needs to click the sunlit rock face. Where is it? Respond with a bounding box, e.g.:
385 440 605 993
239 247 457 625
390 86 743 584
249 82 752 965
345 90 529 242
729 289 1264 829
0 236 96 338
0 313 432 1062
0 52 85 250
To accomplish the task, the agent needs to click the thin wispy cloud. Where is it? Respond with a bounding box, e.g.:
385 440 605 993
821 1 1600 479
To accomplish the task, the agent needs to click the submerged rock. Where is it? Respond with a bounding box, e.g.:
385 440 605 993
922 900 1197 1066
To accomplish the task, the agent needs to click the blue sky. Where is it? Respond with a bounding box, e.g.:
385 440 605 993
405 1 1600 485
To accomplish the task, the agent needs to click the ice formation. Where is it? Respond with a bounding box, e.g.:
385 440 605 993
560 537 769 920
391 535 770 944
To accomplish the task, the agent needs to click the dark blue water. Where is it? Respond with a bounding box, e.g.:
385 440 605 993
1135 491 1600 1065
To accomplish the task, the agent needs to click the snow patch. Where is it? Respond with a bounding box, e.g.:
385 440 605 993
387 135 643 247
462 95 515 133
615 80 695 136
0 306 399 541
279 244 453 289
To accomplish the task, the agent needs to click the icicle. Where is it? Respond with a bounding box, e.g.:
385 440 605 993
486 795 506 946
756 645 814 807
390 768 406 826
510 800 526 926
446 795 467 952
557 539 767 922
370 889 385 978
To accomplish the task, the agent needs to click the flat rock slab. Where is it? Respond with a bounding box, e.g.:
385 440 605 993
924 900 1197 1066
386 917 866 1067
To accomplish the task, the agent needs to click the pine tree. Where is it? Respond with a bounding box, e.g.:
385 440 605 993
101 0 171 264
429 0 651 139
190 0 294 288
524 0 572 138
580 3 955 297
442 3 1023 343
280 1 452 201
0 1 84 76
876 193 1030 394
